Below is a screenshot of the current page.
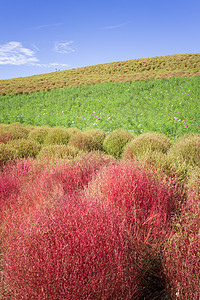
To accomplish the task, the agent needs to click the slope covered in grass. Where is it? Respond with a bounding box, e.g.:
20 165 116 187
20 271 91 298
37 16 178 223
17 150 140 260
0 76 199 139
0 53 200 95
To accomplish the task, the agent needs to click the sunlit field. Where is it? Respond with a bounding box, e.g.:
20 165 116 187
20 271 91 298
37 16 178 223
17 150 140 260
0 53 199 299
0 76 199 140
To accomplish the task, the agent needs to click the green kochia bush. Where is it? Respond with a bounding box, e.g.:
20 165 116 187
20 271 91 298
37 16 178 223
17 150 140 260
122 132 172 159
2 196 142 299
103 129 135 158
44 127 70 145
85 129 107 151
0 143 17 166
28 126 52 144
68 132 96 152
37 144 80 159
169 133 200 167
6 139 41 159
0 124 30 144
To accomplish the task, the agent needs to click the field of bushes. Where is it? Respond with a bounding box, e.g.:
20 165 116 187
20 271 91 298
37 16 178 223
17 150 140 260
0 53 200 299
0 123 199 299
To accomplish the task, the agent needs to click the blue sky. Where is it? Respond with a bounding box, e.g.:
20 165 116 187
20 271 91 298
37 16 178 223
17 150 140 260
0 0 200 80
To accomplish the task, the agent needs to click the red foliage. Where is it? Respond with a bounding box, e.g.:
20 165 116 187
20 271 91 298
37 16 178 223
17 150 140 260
2 196 142 299
163 170 200 299
86 160 180 251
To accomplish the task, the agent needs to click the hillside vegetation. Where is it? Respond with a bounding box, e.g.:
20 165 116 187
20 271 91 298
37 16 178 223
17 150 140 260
0 53 200 95
0 76 199 139
0 53 200 299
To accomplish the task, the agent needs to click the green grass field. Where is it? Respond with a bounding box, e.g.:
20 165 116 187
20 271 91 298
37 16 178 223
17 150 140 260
0 76 199 140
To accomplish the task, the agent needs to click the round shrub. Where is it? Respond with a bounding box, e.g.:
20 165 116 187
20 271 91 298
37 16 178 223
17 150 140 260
28 126 51 144
0 143 17 166
65 127 82 140
103 129 135 158
2 196 142 299
6 139 41 159
122 132 172 159
85 129 106 151
85 160 180 251
43 151 116 198
169 133 200 167
44 127 70 145
163 167 200 299
37 144 80 159
0 124 30 144
68 132 96 152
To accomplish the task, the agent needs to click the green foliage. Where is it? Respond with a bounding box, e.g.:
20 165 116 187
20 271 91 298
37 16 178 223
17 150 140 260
28 126 52 144
103 129 135 158
44 128 70 145
6 139 41 159
37 144 80 159
0 123 30 144
169 133 200 167
122 132 172 159
68 132 96 152
0 76 199 139
85 129 106 151
65 127 82 140
0 143 17 165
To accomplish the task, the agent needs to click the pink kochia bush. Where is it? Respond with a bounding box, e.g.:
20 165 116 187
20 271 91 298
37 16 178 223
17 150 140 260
85 160 180 252
2 196 141 299
40 151 116 200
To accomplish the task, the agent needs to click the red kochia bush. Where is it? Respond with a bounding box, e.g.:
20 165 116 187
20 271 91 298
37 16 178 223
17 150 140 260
42 151 116 199
85 160 180 250
2 196 142 299
163 168 200 299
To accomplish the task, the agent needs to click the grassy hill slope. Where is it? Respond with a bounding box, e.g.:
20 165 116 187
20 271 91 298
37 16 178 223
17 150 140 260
0 53 200 95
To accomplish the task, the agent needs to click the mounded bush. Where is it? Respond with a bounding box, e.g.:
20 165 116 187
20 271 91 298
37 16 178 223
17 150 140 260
6 139 41 159
37 144 80 159
65 127 82 140
163 167 200 299
68 132 96 152
85 129 106 151
122 132 172 159
130 150 189 205
169 133 200 167
84 160 182 297
28 126 52 144
2 196 142 299
0 143 17 166
44 127 70 145
85 161 179 246
0 124 30 144
103 129 135 158
43 151 116 198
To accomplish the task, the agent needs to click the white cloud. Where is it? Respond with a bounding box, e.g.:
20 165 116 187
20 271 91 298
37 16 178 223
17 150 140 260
31 23 63 30
101 22 131 30
30 62 69 68
0 41 39 65
54 41 75 54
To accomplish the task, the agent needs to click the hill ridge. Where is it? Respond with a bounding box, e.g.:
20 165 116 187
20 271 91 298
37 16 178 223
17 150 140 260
0 53 200 95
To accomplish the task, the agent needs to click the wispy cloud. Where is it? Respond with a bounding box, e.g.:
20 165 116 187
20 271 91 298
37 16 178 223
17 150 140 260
30 62 69 68
54 41 75 54
0 41 70 69
101 22 131 30
0 41 39 65
31 23 63 30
